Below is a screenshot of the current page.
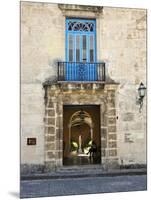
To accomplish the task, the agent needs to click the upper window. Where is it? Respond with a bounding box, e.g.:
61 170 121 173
65 18 97 81
67 19 95 32
66 18 96 64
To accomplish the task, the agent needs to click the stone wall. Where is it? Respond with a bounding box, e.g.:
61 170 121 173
21 2 146 171
21 2 64 165
99 7 147 165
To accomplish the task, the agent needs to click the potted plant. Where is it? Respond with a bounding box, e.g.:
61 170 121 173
70 141 78 155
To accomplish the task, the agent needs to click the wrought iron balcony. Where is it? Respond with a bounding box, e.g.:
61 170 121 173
58 62 106 82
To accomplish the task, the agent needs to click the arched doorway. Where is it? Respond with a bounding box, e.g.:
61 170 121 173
63 105 101 165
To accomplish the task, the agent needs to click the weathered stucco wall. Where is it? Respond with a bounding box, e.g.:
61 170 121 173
99 7 147 165
21 2 65 166
21 2 146 169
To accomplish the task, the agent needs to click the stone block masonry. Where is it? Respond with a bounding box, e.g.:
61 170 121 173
43 83 119 170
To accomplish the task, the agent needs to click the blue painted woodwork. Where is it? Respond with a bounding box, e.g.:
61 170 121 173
66 18 96 81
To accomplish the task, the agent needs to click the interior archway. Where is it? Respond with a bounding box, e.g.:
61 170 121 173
63 105 101 166
69 110 93 155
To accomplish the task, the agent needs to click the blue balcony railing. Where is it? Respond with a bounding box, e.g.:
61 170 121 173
58 62 106 82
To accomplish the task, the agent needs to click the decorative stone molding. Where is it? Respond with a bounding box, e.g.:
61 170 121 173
58 4 103 13
58 4 103 18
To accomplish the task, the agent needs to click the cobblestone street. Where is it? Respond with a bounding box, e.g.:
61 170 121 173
20 175 147 198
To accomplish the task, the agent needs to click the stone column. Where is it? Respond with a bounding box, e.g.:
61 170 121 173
44 85 61 171
104 84 119 169
44 97 56 171
55 98 63 167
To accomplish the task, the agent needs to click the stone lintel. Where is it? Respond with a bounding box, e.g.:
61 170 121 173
45 81 119 94
58 4 103 12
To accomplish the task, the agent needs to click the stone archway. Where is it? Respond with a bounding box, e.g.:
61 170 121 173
43 83 118 171
69 110 93 146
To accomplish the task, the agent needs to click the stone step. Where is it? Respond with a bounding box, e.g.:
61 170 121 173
21 168 147 181
56 165 103 174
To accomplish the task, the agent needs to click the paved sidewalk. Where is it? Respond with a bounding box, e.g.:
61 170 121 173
21 167 147 180
20 175 147 198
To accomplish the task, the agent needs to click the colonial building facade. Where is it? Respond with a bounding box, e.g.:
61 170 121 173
21 2 147 174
